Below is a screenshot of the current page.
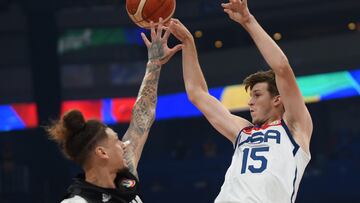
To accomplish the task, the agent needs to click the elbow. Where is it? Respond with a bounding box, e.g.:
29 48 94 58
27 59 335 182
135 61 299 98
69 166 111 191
131 101 156 129
186 87 204 104
187 91 209 109
187 91 197 103
273 57 291 76
188 95 200 105
149 110 156 125
146 108 156 127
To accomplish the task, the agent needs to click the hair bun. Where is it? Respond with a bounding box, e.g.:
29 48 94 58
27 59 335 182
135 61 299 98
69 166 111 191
63 110 86 134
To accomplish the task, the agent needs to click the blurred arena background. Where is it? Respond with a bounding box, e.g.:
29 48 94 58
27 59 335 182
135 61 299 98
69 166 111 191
0 0 360 202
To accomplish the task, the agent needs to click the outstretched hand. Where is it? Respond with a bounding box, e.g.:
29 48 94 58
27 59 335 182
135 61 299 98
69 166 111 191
141 18 183 65
166 18 193 43
221 0 252 25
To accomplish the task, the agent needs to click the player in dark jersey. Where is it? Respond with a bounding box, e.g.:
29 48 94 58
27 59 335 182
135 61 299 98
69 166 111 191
46 19 182 203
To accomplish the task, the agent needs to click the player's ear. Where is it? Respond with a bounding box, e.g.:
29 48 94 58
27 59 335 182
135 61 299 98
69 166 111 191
95 146 109 159
273 95 282 107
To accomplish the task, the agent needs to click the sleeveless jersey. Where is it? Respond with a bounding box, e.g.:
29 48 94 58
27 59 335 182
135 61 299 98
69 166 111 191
215 120 310 203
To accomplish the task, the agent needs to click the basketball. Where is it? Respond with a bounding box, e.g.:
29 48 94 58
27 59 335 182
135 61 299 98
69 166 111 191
126 0 176 28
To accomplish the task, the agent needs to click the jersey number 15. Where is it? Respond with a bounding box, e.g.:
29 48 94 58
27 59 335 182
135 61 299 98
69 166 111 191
241 147 269 174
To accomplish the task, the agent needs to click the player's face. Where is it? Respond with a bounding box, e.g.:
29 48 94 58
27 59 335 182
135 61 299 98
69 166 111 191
248 82 275 125
103 128 129 171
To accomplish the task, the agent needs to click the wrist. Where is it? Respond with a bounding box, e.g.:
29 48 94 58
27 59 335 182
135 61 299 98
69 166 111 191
182 35 195 45
147 60 162 70
239 14 255 27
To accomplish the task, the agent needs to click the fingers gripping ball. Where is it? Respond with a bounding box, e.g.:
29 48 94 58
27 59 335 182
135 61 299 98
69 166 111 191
126 0 176 28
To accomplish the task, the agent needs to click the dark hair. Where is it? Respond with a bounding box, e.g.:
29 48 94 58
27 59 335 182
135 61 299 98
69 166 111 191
243 70 279 96
46 110 107 165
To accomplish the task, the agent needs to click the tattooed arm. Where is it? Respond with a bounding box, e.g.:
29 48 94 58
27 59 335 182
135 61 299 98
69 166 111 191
122 19 182 178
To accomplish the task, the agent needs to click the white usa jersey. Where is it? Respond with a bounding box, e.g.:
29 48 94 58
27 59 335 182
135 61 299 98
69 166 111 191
215 120 311 203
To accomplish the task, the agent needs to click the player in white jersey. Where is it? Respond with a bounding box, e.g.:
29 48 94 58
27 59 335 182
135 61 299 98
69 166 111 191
167 0 313 202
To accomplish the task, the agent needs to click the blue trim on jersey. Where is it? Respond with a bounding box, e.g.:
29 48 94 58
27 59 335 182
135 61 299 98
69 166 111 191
234 126 252 149
291 167 298 203
281 119 299 156
234 129 243 149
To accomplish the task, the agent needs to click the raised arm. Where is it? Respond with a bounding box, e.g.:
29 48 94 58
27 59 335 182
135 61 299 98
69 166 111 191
222 0 313 151
168 19 252 144
122 20 182 178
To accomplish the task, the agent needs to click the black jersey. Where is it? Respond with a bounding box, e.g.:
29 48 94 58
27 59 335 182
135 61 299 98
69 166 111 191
63 171 143 203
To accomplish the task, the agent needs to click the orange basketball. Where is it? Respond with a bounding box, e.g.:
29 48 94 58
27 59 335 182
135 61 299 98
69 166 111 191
126 0 176 28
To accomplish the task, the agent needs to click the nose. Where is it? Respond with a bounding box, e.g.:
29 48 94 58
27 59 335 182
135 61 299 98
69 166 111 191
248 97 254 106
122 140 131 148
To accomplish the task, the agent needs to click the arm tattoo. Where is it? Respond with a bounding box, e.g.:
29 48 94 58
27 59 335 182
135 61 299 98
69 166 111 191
123 41 163 177
124 142 138 178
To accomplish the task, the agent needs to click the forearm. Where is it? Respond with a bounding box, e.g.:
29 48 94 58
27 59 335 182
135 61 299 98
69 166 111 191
123 61 161 165
133 62 160 132
182 38 209 101
241 16 290 73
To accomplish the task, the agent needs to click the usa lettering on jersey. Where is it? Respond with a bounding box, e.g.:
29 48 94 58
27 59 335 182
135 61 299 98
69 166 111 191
237 129 281 148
